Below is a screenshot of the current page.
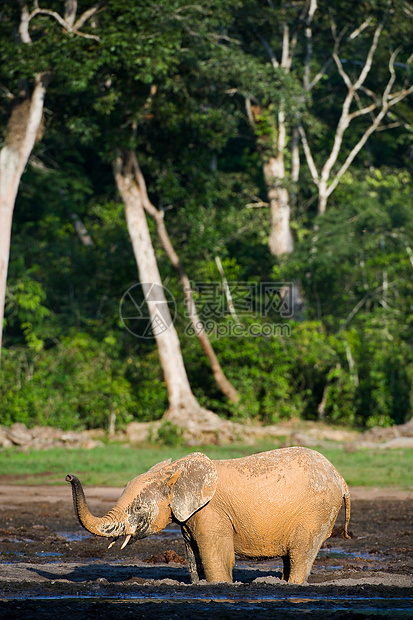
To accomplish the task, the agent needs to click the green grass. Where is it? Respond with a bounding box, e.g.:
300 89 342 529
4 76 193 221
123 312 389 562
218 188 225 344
0 442 412 489
320 446 413 489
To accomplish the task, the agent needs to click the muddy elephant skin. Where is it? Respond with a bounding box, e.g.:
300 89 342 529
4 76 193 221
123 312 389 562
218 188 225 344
66 447 351 584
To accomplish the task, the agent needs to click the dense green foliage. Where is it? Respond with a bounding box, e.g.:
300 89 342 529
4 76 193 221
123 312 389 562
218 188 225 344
1 1 412 431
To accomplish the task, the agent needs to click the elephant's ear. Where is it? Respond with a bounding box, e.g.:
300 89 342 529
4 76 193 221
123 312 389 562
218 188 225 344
166 452 218 522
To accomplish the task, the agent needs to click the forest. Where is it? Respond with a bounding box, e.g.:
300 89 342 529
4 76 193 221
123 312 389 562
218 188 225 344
1 0 412 434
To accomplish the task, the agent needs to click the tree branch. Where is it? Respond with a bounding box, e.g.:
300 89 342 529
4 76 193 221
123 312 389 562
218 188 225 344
298 124 319 185
309 58 333 90
245 97 256 129
73 3 102 31
303 0 318 91
353 22 384 90
64 0 77 27
318 17 386 199
347 102 378 120
325 49 413 198
18 0 32 43
281 23 291 70
24 2 102 41
348 17 373 40
254 30 279 70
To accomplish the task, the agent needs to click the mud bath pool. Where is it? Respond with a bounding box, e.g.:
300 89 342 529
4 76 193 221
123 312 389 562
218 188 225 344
0 484 412 618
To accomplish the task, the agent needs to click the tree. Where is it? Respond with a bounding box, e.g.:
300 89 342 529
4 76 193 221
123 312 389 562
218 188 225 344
2 0 242 430
299 3 413 214
0 0 101 364
286 169 413 427
237 0 314 256
131 156 239 403
113 150 222 429
0 72 51 361
90 1 244 425
230 0 413 253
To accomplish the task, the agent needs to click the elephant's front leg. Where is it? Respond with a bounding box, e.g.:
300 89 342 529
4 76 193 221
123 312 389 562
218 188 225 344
195 534 235 583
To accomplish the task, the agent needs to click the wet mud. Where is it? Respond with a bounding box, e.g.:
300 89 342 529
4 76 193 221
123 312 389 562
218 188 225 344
0 484 412 618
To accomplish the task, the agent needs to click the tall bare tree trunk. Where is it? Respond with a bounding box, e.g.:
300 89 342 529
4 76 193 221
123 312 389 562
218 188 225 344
264 112 294 256
0 73 51 362
0 1 100 365
258 110 294 257
113 151 222 430
128 155 239 403
247 71 294 255
249 2 317 252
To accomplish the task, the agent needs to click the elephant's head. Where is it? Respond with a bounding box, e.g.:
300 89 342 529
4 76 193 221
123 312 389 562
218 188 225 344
65 452 217 549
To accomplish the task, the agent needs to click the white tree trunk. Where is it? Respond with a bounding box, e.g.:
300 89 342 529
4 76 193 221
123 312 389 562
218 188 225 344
317 179 329 215
264 111 294 256
0 73 50 361
266 177 294 255
0 2 103 362
129 156 239 402
247 88 294 255
113 152 221 430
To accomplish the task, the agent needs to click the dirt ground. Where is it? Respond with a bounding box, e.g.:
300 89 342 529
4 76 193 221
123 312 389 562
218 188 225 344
0 482 412 619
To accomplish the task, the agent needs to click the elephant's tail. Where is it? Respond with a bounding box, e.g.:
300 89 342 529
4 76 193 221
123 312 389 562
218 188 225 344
342 482 351 540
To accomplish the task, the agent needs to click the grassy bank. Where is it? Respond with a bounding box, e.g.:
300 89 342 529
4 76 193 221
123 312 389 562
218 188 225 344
0 442 412 489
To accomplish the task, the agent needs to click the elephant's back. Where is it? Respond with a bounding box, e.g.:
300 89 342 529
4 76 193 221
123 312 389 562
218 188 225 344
220 447 340 477
215 447 346 505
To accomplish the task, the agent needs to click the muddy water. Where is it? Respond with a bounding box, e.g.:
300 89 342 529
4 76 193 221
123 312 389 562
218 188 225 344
0 486 412 618
1 557 412 619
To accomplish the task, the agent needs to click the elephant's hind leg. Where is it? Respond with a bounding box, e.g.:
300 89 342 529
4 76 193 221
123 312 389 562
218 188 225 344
286 553 314 584
287 531 327 584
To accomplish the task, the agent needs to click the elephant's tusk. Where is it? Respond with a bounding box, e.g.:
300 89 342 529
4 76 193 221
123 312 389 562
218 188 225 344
108 539 117 549
121 534 131 550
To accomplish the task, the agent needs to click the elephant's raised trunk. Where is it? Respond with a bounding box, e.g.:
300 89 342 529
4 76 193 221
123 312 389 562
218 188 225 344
65 474 127 538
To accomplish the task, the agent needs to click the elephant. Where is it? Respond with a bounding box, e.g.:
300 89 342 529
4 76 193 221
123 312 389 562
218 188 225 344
66 447 351 584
